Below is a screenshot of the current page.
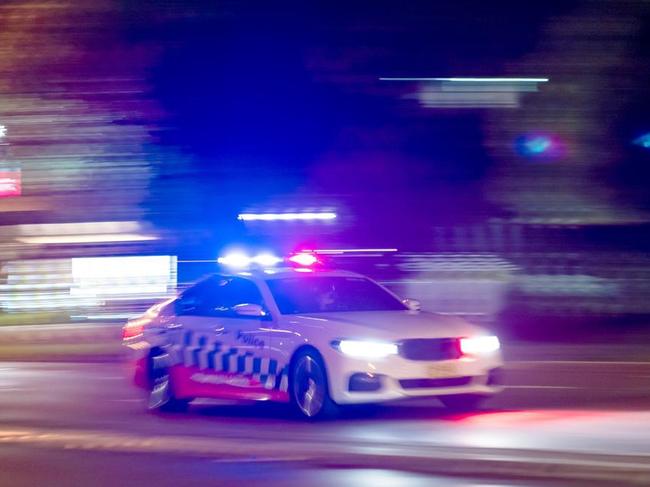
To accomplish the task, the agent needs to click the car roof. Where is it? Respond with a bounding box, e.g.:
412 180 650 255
220 267 365 280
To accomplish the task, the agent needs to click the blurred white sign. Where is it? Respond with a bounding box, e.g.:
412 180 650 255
71 255 176 297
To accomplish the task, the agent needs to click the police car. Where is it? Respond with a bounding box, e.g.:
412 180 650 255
123 253 503 418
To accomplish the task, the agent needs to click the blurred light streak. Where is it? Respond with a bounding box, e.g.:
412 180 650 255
15 234 157 244
251 253 283 266
77 314 141 320
522 136 551 154
14 221 143 235
305 248 398 254
515 134 564 159
0 171 21 197
0 125 6 137
71 256 175 297
633 133 650 148
386 77 548 108
217 252 251 268
287 253 319 267
237 212 337 221
414 91 520 108
0 256 176 312
380 77 549 83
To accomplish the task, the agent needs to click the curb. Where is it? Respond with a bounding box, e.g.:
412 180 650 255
0 323 121 345
315 448 650 484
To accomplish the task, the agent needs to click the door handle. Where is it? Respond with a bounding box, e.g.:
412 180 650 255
167 322 183 330
214 327 226 335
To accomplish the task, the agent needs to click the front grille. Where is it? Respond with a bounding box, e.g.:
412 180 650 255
399 376 472 389
398 338 461 361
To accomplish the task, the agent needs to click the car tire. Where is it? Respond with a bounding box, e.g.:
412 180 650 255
147 353 190 413
439 394 486 412
290 350 338 419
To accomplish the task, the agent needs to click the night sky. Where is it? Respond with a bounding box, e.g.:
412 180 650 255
115 1 650 251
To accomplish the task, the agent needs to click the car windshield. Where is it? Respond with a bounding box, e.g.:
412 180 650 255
266 276 406 314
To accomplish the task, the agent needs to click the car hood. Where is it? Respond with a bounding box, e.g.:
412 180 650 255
287 310 489 340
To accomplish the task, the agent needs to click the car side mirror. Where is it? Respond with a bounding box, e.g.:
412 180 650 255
232 303 268 318
403 298 421 311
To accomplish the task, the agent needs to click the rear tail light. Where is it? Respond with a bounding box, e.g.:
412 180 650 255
122 319 145 340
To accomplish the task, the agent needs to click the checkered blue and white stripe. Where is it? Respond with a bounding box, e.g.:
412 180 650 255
172 330 289 392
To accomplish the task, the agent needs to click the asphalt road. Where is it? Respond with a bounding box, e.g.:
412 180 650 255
2 361 650 485
1 444 584 487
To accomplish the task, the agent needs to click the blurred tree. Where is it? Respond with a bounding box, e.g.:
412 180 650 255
484 1 650 225
0 0 161 224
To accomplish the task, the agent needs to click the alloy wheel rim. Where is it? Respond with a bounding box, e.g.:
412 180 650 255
294 356 325 417
148 356 171 410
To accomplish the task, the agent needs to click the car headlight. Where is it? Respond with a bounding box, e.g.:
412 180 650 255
332 340 398 359
459 336 500 355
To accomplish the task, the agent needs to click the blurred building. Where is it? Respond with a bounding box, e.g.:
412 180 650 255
0 2 172 319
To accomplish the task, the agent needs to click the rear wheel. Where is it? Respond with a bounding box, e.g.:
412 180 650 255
290 350 338 419
147 353 190 413
439 394 486 412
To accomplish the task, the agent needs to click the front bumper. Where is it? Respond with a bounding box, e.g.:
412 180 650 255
326 352 504 405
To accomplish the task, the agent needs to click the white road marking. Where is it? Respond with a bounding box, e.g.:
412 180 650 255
508 360 650 366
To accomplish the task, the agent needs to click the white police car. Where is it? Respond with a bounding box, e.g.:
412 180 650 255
123 253 503 418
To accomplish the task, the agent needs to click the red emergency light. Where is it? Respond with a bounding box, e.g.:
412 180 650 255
287 252 319 267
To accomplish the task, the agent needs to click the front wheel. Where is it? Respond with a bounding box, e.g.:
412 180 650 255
439 394 486 412
290 351 338 419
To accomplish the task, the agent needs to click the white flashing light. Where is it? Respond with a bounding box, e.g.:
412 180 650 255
0 125 6 138
217 252 250 268
459 336 501 355
337 340 398 359
218 252 283 268
238 212 337 222
251 253 283 267
380 77 549 83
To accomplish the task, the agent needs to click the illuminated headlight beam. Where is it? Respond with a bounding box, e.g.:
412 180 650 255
333 340 398 359
238 212 337 222
459 336 501 355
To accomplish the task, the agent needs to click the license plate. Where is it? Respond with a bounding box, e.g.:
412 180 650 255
427 363 459 378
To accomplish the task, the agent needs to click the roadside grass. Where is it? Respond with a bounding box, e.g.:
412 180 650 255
0 343 124 361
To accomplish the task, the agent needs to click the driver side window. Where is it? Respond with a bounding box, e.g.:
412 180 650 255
176 276 264 318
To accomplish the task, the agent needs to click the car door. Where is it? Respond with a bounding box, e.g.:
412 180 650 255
172 275 273 400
